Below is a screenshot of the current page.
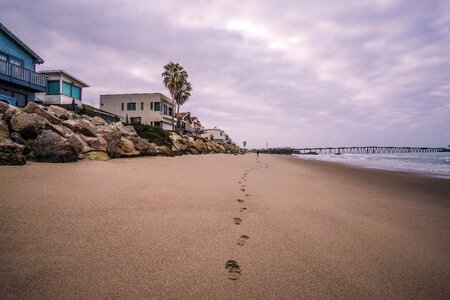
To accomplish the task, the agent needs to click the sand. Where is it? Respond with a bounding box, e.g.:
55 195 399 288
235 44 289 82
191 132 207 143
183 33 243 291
0 154 449 299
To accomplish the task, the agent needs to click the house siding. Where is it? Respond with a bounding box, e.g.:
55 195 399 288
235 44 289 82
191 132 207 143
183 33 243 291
0 31 35 70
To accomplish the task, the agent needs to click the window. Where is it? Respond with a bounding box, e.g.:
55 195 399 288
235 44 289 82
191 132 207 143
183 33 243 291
168 107 173 116
62 81 71 97
154 121 161 128
0 53 7 62
130 117 141 124
141 102 144 110
154 102 161 112
71 85 81 100
220 132 223 136
163 104 168 115
9 57 23 67
127 102 136 110
47 81 60 95
150 102 153 110
121 103 124 111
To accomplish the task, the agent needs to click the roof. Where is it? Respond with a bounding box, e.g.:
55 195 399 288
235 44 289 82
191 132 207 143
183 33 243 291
176 112 191 119
39 69 89 87
100 92 171 100
0 23 44 64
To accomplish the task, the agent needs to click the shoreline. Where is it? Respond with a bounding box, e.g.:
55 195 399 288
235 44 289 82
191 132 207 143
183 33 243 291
289 152 450 180
1 154 449 298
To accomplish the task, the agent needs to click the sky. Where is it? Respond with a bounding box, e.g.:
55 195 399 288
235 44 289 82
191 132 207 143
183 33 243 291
2 0 449 148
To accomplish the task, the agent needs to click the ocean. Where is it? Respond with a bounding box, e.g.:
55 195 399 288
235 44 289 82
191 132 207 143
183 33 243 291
293 152 450 179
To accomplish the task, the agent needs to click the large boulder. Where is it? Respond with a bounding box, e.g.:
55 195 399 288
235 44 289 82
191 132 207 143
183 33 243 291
47 105 72 120
0 120 9 138
0 138 26 165
85 150 110 161
103 131 139 157
62 119 97 137
82 136 108 152
91 116 107 126
33 130 79 162
1 105 20 125
130 137 158 156
10 112 48 139
157 145 174 157
22 103 62 125
120 137 140 157
0 101 10 113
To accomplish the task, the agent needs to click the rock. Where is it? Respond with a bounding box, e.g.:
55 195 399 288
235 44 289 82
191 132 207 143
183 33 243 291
120 125 138 137
9 131 24 145
91 116 106 126
85 150 110 161
0 138 26 165
48 105 72 120
33 130 79 162
10 112 48 139
189 147 200 155
130 137 158 156
22 103 62 125
67 135 84 155
83 136 107 152
45 123 72 137
157 145 174 157
0 101 10 113
0 120 9 138
120 137 140 157
103 131 139 157
62 119 97 137
1 105 20 124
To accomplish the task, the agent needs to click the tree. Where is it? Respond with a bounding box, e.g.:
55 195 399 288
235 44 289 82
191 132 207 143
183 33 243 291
243 141 247 149
174 81 192 115
162 62 191 131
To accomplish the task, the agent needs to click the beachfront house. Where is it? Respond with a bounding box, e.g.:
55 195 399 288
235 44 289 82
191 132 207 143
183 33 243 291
201 127 229 143
176 112 194 135
36 70 89 108
191 117 205 136
100 93 174 129
0 22 46 107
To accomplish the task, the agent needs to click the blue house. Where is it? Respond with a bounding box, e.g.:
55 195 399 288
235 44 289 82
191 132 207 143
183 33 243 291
0 23 47 107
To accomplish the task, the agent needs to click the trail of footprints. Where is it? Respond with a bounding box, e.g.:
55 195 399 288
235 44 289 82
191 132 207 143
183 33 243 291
225 157 269 280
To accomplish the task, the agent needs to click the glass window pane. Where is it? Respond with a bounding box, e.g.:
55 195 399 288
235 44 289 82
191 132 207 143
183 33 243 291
127 102 136 110
0 53 7 61
62 82 71 97
71 85 81 100
47 81 60 95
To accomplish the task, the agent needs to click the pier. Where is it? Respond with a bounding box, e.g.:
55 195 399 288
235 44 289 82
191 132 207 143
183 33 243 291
258 147 449 155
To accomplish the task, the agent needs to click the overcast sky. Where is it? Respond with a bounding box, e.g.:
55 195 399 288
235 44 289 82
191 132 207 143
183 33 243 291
2 0 449 148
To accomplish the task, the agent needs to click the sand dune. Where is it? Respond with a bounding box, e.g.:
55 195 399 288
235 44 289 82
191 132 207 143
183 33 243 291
1 154 449 298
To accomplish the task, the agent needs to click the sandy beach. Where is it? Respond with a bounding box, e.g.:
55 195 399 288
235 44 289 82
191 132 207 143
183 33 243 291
1 154 449 299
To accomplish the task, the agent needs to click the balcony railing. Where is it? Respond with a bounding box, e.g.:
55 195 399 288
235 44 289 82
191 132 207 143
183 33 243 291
0 60 47 91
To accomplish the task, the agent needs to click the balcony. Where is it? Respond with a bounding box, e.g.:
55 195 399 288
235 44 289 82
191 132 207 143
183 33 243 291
0 60 47 92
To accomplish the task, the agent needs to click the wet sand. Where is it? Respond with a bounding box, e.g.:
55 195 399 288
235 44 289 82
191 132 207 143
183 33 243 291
0 154 449 298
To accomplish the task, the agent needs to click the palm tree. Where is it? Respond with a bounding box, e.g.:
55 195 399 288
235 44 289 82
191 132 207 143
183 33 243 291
175 81 192 115
162 62 190 131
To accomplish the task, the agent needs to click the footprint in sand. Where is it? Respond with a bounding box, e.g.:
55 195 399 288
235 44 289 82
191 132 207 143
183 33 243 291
237 235 250 246
244 193 251 197
240 207 247 212
233 217 242 225
237 199 244 203
238 181 242 184
225 260 241 280
240 188 246 192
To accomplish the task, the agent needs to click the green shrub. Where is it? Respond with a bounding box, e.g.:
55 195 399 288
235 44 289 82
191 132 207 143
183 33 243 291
78 105 96 117
132 124 171 146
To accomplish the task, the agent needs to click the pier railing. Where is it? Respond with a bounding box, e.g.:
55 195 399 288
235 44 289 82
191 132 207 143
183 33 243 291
258 147 449 155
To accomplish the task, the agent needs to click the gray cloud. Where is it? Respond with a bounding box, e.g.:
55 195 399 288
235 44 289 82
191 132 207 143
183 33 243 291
1 0 449 147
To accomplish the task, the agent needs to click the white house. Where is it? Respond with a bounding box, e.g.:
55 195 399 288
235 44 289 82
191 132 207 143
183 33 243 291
36 70 89 107
201 127 229 143
100 93 174 130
